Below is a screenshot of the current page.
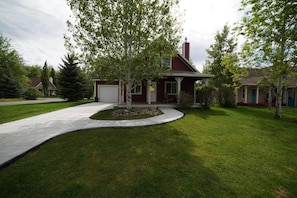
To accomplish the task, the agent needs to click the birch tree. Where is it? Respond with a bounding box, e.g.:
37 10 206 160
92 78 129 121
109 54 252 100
238 0 297 119
65 0 181 109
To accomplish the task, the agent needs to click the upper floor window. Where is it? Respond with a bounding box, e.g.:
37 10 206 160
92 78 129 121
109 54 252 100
163 57 172 67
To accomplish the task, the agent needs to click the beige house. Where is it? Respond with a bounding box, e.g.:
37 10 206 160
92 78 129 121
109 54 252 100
29 77 57 97
236 69 297 107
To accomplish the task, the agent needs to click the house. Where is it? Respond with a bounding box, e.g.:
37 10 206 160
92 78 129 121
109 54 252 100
29 77 57 97
94 40 214 105
236 68 297 107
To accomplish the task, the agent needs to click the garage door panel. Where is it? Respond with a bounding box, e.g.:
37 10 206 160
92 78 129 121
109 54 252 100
98 85 118 103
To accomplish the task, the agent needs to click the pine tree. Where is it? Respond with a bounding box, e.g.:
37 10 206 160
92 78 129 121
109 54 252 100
58 54 85 101
204 25 238 107
41 61 49 97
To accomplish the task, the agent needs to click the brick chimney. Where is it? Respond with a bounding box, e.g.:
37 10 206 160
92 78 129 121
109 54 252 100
182 37 190 61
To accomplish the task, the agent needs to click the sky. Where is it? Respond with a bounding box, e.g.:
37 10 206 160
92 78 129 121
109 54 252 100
0 0 242 72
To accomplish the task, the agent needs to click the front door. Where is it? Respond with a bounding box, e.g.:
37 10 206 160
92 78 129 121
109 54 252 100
288 90 295 107
150 81 157 102
251 89 256 103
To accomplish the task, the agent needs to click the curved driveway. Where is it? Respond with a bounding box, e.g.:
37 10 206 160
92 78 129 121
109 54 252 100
0 102 183 167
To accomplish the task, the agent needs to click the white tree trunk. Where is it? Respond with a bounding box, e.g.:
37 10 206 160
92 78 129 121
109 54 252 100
268 86 272 110
275 75 284 119
125 71 132 110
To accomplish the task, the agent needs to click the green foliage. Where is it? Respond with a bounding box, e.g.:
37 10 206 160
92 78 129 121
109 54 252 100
0 33 27 97
238 0 297 118
204 25 238 88
178 91 193 108
23 87 41 100
24 65 42 78
204 25 241 107
41 61 50 97
196 86 216 109
218 86 235 107
0 73 23 98
58 54 87 101
65 0 182 108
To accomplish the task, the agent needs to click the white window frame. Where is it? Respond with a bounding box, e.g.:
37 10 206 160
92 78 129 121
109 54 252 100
165 81 177 95
131 84 142 95
242 88 245 99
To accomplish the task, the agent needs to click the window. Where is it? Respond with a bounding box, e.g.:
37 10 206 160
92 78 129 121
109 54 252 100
165 82 177 95
131 84 142 95
163 57 171 67
242 88 245 99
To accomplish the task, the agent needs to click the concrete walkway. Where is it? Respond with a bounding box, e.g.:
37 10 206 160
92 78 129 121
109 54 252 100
0 102 183 167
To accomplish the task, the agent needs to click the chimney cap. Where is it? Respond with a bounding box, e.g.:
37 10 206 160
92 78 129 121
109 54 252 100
185 37 187 43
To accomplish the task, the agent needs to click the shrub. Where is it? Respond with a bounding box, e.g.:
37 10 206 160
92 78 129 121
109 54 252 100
196 86 216 109
179 91 193 108
218 87 235 107
23 87 41 100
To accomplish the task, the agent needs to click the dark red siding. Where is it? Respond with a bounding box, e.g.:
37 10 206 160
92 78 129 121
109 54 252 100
172 57 192 71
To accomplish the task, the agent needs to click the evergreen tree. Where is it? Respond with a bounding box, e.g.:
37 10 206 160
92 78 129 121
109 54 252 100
58 54 85 101
204 25 238 107
0 33 27 98
41 61 50 97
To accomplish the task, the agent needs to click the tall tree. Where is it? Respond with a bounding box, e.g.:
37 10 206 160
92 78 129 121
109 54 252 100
65 0 181 109
0 33 27 98
41 61 50 97
238 0 297 119
58 54 86 101
204 25 239 107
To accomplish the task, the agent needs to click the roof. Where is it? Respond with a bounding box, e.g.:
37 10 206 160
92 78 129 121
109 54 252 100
30 77 42 87
29 77 57 90
176 54 197 72
239 67 297 87
166 70 214 78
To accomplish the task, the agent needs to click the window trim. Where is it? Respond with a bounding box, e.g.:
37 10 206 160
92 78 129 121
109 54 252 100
131 84 142 95
165 81 177 95
242 88 245 99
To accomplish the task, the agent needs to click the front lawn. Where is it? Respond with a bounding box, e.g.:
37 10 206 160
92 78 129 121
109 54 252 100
0 99 93 124
0 106 296 197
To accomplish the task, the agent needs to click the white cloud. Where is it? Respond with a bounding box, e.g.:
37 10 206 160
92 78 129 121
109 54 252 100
0 0 242 71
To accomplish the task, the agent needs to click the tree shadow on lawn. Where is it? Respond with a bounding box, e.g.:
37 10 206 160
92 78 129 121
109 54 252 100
0 125 234 197
179 108 228 120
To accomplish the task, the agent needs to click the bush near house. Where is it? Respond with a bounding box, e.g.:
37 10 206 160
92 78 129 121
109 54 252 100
196 86 216 109
23 87 41 100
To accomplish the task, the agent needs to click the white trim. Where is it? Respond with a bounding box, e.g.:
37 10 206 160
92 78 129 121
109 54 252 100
165 81 177 95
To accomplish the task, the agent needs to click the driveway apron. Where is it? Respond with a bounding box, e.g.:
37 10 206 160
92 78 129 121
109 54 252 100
0 103 183 167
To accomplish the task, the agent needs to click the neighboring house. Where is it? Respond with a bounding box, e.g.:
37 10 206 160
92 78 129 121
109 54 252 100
29 77 57 97
236 68 297 107
94 40 214 105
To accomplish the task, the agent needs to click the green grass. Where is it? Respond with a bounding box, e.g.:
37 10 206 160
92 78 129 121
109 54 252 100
0 98 26 102
0 100 93 124
0 106 297 197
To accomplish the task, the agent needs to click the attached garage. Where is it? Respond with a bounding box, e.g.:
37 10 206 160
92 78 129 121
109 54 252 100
97 85 119 103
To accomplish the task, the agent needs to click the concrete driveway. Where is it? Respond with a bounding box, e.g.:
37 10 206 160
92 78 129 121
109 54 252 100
0 102 183 167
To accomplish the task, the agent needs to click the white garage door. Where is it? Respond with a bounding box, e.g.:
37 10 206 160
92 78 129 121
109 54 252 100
98 85 119 103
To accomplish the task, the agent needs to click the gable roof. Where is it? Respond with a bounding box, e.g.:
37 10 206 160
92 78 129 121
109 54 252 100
176 54 197 72
29 77 57 90
239 68 297 87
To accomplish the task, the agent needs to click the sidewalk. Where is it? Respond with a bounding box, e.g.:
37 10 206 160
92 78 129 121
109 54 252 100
0 103 184 167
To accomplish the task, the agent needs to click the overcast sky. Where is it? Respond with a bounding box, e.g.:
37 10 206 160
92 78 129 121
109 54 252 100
0 0 242 72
